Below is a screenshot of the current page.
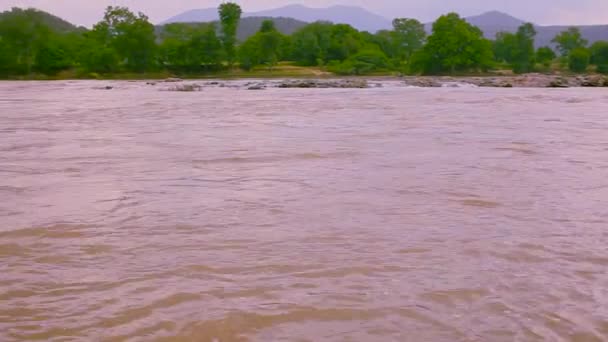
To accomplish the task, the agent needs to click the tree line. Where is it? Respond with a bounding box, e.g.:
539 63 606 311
1 4 608 77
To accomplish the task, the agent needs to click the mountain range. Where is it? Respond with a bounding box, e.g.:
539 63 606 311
163 5 608 47
162 4 391 33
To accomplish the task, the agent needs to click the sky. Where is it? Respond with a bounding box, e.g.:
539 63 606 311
2 0 608 28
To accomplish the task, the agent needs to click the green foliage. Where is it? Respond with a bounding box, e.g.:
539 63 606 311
413 13 493 74
34 40 71 74
390 18 426 63
80 45 120 73
290 22 364 66
218 2 242 67
238 20 285 70
159 23 222 72
591 41 608 74
512 23 537 73
597 64 608 75
552 27 588 56
0 7 53 74
568 47 590 72
493 32 517 63
493 23 536 73
328 48 390 75
94 6 157 72
590 41 608 71
0 7 81 33
291 22 333 66
536 46 556 67
2 6 601 78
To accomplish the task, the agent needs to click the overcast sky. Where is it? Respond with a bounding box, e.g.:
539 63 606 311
2 0 608 27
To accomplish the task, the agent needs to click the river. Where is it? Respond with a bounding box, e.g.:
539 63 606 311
1 80 607 341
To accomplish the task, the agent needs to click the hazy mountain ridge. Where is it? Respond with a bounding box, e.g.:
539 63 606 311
162 4 392 32
164 5 608 47
157 17 308 42
0 7 84 32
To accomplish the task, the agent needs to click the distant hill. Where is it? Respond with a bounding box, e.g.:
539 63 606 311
426 11 608 48
162 4 392 32
0 7 83 33
534 25 608 48
156 16 308 42
234 16 307 41
164 6 608 48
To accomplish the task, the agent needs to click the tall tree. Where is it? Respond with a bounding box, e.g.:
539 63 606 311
493 32 517 63
159 23 222 72
391 18 426 64
89 6 157 72
258 20 283 69
412 13 493 74
512 23 537 73
238 20 285 70
218 2 242 67
291 22 333 66
0 8 52 74
552 27 588 56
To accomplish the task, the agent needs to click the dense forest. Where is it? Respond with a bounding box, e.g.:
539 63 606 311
1 3 608 78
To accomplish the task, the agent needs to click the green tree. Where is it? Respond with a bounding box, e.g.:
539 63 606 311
412 13 493 74
93 6 157 72
238 35 261 71
159 23 192 69
493 23 537 73
511 23 536 73
218 2 242 67
258 20 283 69
552 27 588 56
326 24 361 62
391 18 426 64
0 8 52 74
536 46 556 68
568 47 590 72
493 32 517 63
372 30 397 60
590 41 608 73
291 22 333 66
34 37 72 75
329 48 389 75
237 20 285 71
190 24 223 70
159 23 222 72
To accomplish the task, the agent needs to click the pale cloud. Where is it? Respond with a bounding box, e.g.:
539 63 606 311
1 0 607 27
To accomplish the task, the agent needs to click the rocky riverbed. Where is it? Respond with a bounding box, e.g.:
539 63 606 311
402 74 608 88
132 74 608 92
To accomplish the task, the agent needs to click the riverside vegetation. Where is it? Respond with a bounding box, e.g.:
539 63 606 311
1 3 608 80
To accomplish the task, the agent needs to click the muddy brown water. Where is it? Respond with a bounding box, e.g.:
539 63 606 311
1 81 608 341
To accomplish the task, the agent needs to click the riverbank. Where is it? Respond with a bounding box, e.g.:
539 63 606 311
3 71 608 88
402 74 608 88
148 74 608 91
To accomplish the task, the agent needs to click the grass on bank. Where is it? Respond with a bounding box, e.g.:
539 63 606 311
1 61 605 81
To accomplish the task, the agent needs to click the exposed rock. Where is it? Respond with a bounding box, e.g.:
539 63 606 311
277 79 368 89
400 74 608 88
247 84 266 90
146 81 157 86
403 77 442 87
548 77 569 88
164 77 183 83
166 83 202 92
580 75 607 87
